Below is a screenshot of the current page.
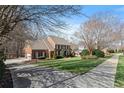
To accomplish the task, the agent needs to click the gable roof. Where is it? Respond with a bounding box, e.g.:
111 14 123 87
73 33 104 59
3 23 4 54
31 39 48 50
48 36 70 45
43 38 54 51
31 38 54 51
31 36 71 51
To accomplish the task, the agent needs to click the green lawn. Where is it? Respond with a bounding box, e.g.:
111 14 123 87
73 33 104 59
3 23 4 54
114 55 124 87
37 55 112 74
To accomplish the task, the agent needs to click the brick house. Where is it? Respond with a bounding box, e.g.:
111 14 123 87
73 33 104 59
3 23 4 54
24 36 73 59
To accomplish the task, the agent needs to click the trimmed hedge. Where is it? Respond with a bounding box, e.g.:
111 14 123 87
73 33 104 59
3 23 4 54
81 49 89 56
93 49 105 57
38 56 46 59
81 49 105 58
107 49 115 53
55 55 64 59
118 49 123 53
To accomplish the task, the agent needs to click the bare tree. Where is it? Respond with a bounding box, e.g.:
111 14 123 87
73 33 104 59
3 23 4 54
75 12 121 55
119 25 124 48
1 22 33 58
0 5 82 47
113 23 124 49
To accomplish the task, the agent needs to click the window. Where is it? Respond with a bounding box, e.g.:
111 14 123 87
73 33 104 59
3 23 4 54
58 51 60 55
42 52 45 57
66 51 68 56
68 46 70 49
66 46 68 49
60 45 61 49
56 45 58 49
32 51 35 59
38 51 42 57
66 45 68 49
58 45 60 49
64 45 66 49
56 51 58 55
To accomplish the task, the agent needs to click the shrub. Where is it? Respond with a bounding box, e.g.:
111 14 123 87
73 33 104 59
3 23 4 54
92 49 97 55
38 56 46 59
60 50 64 57
115 49 118 53
93 49 105 58
80 49 89 56
0 51 6 80
80 49 104 58
70 52 75 57
118 49 123 53
107 49 115 53
55 55 64 59
70 54 75 57
0 61 5 79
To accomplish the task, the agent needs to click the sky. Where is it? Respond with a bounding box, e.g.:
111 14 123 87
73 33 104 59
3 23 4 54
62 5 124 41
68 5 124 25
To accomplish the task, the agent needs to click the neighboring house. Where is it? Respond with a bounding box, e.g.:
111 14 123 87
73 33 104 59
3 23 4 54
24 36 73 59
101 47 109 55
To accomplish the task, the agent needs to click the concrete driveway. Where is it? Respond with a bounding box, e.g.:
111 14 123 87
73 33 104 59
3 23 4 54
4 58 30 65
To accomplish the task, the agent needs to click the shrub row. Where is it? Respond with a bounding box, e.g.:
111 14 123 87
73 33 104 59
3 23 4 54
107 49 124 53
81 49 105 58
93 49 105 57
80 49 89 56
107 49 115 53
37 55 75 60
38 56 46 59
55 55 64 59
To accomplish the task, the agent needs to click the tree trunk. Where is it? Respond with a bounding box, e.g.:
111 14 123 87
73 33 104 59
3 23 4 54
88 48 93 56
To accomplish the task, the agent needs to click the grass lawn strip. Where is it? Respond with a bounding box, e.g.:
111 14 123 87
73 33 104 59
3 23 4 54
114 55 124 87
37 56 112 74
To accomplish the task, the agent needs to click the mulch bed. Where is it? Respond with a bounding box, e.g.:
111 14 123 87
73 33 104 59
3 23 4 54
0 67 13 88
24 59 49 64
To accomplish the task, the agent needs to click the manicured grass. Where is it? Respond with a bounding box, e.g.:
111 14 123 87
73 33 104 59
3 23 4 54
37 56 112 74
114 55 124 87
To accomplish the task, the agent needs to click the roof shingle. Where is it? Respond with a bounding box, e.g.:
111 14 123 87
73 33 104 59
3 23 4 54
48 36 70 45
31 36 71 50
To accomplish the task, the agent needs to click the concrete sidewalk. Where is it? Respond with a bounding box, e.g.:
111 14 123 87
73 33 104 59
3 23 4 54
72 54 120 88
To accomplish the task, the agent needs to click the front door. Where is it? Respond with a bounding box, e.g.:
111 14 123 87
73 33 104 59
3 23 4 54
64 51 66 56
